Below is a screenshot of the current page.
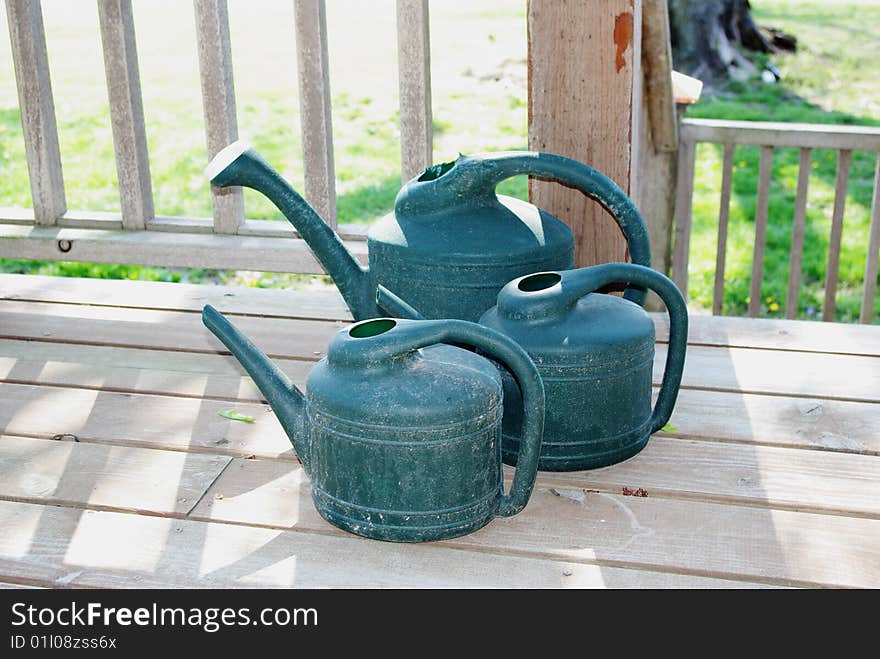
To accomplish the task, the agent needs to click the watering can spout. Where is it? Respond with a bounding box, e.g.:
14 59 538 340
376 285 425 320
202 305 311 468
206 140 377 320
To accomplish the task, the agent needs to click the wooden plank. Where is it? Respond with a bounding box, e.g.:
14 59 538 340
0 273 352 321
0 224 369 273
823 149 852 321
194 0 244 234
713 143 735 315
293 0 336 227
194 458 877 587
0 581 43 589
236 217 368 240
0 210 370 240
3 300 880 402
633 98 677 301
5 0 66 223
533 437 880 518
0 341 880 412
4 275 878 355
97 0 154 230
396 0 432 181
860 156 880 324
0 501 759 588
2 380 878 518
528 0 640 268
655 343 880 403
748 146 774 317
8 373 874 518
0 382 302 458
654 312 880 357
0 436 230 514
0 346 310 406
663 388 880 455
671 136 696 295
0 299 342 361
682 118 880 151
641 0 677 152
786 148 811 319
3 371 879 459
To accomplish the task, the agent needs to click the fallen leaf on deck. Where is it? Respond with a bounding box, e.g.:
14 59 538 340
219 409 255 423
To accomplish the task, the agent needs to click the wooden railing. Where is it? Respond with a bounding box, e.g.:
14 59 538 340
672 118 880 324
0 0 431 273
5 2 880 325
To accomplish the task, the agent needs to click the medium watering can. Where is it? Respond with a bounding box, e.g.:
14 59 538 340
207 141 653 322
379 263 688 471
202 306 545 542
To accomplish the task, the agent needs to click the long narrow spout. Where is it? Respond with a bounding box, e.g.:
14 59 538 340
202 305 311 468
207 140 377 320
375 285 425 320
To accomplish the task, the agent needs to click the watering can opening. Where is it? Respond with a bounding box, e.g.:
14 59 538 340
417 159 456 182
349 318 397 338
517 272 562 292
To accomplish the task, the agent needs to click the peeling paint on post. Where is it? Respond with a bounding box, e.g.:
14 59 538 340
613 11 634 73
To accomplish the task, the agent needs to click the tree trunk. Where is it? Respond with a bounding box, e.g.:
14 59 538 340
669 0 796 84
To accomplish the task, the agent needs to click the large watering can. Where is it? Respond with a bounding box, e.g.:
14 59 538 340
379 263 688 471
202 306 545 542
207 141 653 322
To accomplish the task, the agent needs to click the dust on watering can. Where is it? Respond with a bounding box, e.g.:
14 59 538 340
379 262 688 472
207 140 653 322
202 306 545 542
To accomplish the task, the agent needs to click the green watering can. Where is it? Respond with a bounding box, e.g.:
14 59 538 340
207 141 652 322
202 306 545 542
379 263 688 471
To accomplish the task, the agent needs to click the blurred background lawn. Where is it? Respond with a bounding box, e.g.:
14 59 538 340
0 0 877 320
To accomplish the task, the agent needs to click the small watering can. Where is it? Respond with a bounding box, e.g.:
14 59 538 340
202 306 545 542
379 263 688 471
207 141 652 322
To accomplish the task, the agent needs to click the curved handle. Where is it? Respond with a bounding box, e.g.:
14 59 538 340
462 152 653 305
555 264 688 432
355 318 545 517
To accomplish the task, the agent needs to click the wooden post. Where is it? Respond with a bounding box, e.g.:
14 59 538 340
634 0 679 308
528 0 643 268
293 0 337 227
98 0 154 231
396 0 432 181
5 0 66 224
195 0 244 234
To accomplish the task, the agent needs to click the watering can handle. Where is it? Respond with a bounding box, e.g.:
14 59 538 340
480 152 653 306
554 264 688 433
374 319 545 518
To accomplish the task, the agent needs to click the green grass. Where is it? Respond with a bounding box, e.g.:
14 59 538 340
0 0 877 320
683 0 880 322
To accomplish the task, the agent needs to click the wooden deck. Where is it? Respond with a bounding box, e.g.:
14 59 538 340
0 272 878 589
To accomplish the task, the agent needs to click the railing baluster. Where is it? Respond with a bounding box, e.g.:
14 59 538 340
195 0 244 234
396 0 432 181
5 0 65 224
712 143 735 315
785 147 811 319
823 149 851 321
748 145 773 317
97 0 153 230
860 156 880 324
293 0 336 227
672 136 696 296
